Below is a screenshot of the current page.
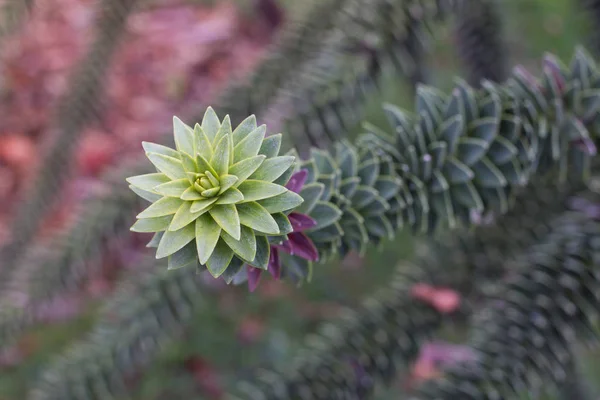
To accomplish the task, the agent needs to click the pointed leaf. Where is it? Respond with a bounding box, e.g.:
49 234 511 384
130 185 161 203
258 133 282 158
232 115 258 144
126 173 170 192
206 239 234 277
169 201 205 231
147 232 163 248
211 134 231 176
168 242 197 270
289 213 317 232
180 152 197 175
457 137 489 166
236 201 280 235
247 235 270 269
194 123 212 160
212 115 232 149
216 187 244 204
137 197 184 218
181 187 204 201
190 197 218 213
131 215 173 233
442 157 474 184
286 169 308 193
272 213 293 235
142 141 180 159
196 153 217 176
233 125 266 163
195 213 221 264
258 190 304 213
173 116 195 156
451 182 484 211
222 225 257 261
229 155 266 184
156 223 195 258
218 174 238 194
438 115 464 151
287 232 319 261
201 106 221 141
472 158 507 188
309 202 342 230
147 153 187 180
238 180 287 202
154 179 190 197
250 156 295 182
209 204 241 240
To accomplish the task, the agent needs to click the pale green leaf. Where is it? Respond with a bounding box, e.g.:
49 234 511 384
222 225 257 262
258 134 282 158
238 180 287 202
218 174 238 194
233 125 266 163
212 115 232 148
206 239 234 277
153 179 190 197
156 223 195 258
229 155 266 184
194 123 213 160
211 134 231 176
142 141 180 159
237 202 280 235
169 201 205 231
272 213 293 235
258 190 304 213
173 116 195 156
196 153 218 176
137 197 184 218
147 153 187 180
130 185 161 203
180 151 198 175
232 115 258 144
201 106 221 141
181 187 204 201
216 187 244 204
126 173 170 192
146 232 163 248
195 213 221 264
189 197 218 213
201 187 220 197
249 156 295 182
209 204 241 240
130 215 173 232
168 242 197 270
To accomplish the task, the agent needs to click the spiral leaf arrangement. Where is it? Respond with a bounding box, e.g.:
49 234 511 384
127 48 600 286
127 108 303 278
414 209 600 399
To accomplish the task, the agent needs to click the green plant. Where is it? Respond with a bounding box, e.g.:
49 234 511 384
5 1 600 400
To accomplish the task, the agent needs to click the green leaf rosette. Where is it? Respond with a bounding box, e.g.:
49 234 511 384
127 108 303 278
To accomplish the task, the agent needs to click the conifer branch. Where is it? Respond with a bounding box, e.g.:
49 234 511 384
226 177 590 399
454 0 509 86
414 208 600 399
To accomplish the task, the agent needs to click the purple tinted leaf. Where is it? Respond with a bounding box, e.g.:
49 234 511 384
285 169 308 193
288 212 317 231
287 232 319 261
543 54 566 93
274 238 293 254
267 247 281 279
572 137 597 156
247 266 262 292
